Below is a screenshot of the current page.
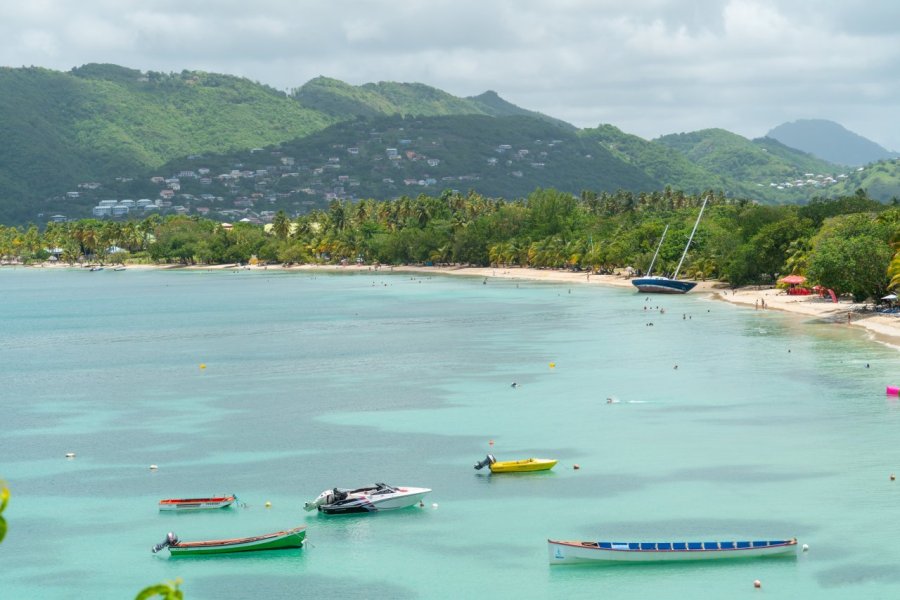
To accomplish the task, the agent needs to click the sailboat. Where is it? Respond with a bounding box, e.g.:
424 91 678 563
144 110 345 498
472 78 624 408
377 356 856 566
631 196 708 294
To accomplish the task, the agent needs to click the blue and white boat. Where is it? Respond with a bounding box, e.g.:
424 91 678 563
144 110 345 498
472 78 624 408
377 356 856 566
631 196 708 294
548 537 798 564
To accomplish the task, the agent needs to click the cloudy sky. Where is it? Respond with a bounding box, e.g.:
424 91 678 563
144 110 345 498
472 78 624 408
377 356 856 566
3 0 899 149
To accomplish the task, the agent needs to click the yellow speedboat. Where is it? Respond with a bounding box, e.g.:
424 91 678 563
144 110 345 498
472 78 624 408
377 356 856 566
474 454 558 473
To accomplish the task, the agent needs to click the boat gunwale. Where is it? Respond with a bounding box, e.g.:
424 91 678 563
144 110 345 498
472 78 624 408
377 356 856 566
172 526 306 549
548 538 798 553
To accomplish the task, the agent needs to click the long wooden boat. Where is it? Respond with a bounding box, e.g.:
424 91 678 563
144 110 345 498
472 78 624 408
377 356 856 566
152 526 306 556
474 454 557 473
158 495 236 511
548 538 798 564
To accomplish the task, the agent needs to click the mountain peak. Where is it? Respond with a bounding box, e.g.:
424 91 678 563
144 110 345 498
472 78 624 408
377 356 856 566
767 119 897 166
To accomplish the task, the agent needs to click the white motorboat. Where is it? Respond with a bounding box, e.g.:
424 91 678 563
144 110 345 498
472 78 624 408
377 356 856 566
303 483 431 515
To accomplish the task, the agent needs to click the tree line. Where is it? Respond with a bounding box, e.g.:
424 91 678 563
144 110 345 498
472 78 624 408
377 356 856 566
2 187 898 301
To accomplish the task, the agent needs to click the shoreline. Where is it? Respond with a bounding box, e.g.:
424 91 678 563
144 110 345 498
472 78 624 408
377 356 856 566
9 261 900 349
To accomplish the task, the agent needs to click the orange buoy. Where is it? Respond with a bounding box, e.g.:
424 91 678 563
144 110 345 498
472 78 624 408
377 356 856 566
489 440 494 446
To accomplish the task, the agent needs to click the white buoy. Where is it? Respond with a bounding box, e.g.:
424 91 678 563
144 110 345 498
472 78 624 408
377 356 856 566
65 452 75 458
753 579 761 589
149 464 158 470
802 544 809 552
432 503 438 509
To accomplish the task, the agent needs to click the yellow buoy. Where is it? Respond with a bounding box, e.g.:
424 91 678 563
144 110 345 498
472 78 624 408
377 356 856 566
265 501 272 508
200 364 206 369
549 362 556 368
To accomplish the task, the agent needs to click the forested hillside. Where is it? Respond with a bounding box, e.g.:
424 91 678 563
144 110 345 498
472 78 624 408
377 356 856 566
0 64 335 223
2 64 899 227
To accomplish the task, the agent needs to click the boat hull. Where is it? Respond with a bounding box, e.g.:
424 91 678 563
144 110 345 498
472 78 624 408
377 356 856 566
168 527 306 555
490 458 557 473
548 539 798 564
318 487 431 514
631 277 697 294
159 496 236 511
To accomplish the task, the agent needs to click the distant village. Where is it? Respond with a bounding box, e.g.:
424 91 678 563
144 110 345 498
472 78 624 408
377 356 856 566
49 135 570 224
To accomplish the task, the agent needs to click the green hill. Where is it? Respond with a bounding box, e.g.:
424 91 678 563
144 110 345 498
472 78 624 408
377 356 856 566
292 76 481 118
579 124 731 193
828 159 900 200
653 128 851 201
0 64 335 223
467 91 576 130
89 113 656 221
2 64 899 226
767 118 899 166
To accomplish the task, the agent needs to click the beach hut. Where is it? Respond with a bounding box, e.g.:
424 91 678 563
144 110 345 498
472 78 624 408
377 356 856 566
779 274 809 295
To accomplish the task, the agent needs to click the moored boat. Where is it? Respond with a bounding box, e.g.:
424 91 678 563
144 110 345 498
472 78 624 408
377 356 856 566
303 483 431 514
158 495 237 511
631 196 708 294
474 454 557 473
152 526 306 555
548 538 798 564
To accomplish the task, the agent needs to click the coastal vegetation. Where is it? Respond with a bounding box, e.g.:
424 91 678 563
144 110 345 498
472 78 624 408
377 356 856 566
2 190 897 302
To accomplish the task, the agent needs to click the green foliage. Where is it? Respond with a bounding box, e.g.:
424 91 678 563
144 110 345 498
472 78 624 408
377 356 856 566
135 578 183 600
580 125 731 194
806 213 893 300
0 65 336 223
0 479 8 544
653 129 842 202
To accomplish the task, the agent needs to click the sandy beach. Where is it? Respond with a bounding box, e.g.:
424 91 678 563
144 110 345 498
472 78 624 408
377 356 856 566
12 260 900 349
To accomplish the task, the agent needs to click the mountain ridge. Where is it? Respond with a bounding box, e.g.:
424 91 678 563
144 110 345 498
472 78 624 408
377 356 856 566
1 63 898 225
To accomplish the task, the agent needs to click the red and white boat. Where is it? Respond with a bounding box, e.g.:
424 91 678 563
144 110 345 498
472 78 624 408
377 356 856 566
158 495 237 512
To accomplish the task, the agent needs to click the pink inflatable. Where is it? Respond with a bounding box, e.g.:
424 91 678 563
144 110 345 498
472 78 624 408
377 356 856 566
887 386 900 396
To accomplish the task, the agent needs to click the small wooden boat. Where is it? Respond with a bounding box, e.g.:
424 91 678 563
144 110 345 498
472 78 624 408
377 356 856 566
548 538 798 564
474 454 557 473
152 526 306 556
158 495 237 511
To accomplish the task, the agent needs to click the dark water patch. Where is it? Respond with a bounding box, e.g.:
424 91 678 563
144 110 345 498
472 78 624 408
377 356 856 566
190 573 416 599
815 563 900 587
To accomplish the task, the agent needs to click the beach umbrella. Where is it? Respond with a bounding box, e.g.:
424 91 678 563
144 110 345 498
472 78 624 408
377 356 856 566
779 275 806 285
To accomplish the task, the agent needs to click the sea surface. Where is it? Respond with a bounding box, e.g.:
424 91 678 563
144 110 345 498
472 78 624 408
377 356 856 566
1 267 899 599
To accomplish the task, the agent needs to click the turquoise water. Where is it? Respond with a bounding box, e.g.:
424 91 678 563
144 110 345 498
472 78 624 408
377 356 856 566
1 267 898 599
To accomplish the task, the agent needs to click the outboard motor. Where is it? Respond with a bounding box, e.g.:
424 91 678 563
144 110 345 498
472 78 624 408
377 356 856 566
152 532 178 553
474 454 496 470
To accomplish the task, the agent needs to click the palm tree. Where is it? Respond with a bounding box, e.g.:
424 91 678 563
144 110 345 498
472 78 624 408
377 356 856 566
272 210 291 240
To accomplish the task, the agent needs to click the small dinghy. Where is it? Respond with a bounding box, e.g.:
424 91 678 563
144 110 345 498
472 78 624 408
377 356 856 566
303 483 431 515
158 495 237 511
548 538 798 564
152 526 306 556
474 454 557 473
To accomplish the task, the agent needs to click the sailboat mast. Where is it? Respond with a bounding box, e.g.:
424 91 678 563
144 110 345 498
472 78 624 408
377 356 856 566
673 196 709 279
646 224 668 277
